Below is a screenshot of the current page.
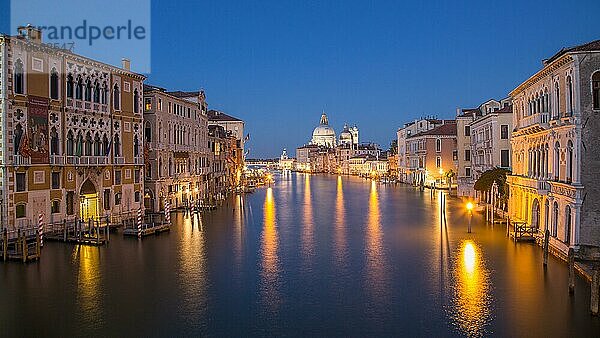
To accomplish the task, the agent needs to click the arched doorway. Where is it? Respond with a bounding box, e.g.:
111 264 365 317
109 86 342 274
80 179 99 221
531 198 540 229
144 188 155 213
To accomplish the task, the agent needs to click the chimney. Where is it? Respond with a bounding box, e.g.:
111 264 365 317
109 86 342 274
17 24 42 43
122 58 131 71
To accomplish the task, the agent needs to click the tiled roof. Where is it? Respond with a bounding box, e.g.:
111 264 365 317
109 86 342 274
167 91 201 98
208 110 242 122
409 122 456 138
546 39 600 64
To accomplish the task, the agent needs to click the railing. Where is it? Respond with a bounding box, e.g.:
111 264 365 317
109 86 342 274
134 157 144 165
50 155 65 165
65 156 109 165
114 157 125 165
13 155 31 166
520 112 549 129
509 175 549 193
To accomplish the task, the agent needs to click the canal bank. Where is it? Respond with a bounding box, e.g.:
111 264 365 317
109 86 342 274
1 173 599 336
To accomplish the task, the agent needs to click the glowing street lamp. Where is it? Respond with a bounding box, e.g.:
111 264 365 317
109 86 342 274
466 201 474 233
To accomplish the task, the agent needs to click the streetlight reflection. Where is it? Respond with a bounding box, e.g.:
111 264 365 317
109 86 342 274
366 179 385 300
261 187 280 309
334 175 347 267
451 240 491 337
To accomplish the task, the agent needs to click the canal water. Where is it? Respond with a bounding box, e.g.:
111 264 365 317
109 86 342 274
1 173 599 336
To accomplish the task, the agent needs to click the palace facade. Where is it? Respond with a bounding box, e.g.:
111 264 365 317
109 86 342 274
508 39 600 256
0 26 146 230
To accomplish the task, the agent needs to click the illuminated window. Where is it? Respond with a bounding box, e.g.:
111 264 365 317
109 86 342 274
51 200 60 214
145 98 152 111
593 72 600 110
16 204 26 218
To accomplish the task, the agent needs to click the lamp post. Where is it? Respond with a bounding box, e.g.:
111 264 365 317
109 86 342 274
466 201 474 233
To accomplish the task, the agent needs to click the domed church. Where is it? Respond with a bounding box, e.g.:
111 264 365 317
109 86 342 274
311 112 336 148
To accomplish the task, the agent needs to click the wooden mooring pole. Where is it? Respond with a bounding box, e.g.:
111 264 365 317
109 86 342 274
3 228 7 262
592 269 600 316
568 248 575 294
543 229 550 267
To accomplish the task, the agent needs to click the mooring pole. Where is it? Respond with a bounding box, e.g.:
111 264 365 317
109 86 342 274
592 269 600 316
543 229 550 267
568 248 575 294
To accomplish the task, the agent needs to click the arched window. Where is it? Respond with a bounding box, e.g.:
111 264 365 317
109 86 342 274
435 138 441 152
158 157 163 177
76 132 83 156
50 127 59 155
13 123 23 155
566 140 573 183
134 135 140 157
169 157 173 176
565 205 572 244
113 84 120 110
75 76 83 100
93 81 100 103
554 141 561 181
102 134 109 156
544 200 550 232
102 82 108 104
552 201 559 237
436 156 441 168
14 59 24 94
85 132 93 156
134 89 140 114
554 81 560 119
593 72 600 110
145 122 152 143
566 76 573 116
50 68 59 99
85 79 92 101
93 133 101 156
66 74 74 98
114 134 121 157
66 130 74 156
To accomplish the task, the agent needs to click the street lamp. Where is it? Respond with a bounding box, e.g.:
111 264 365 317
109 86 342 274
466 201 474 233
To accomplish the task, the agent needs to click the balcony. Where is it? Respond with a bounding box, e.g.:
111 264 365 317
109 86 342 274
519 112 549 130
65 156 109 165
114 157 125 165
50 155 65 165
13 155 30 166
508 175 549 194
134 157 144 165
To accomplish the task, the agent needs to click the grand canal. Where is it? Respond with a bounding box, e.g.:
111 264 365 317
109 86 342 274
1 172 599 336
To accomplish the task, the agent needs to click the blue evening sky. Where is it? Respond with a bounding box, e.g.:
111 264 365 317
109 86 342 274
1 0 599 158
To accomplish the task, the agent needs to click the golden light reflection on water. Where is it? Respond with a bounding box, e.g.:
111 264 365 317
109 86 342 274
451 240 492 337
73 246 101 317
179 212 208 316
366 180 385 298
302 174 314 259
334 176 347 265
261 187 280 309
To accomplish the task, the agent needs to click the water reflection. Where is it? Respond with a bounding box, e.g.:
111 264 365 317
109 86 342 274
366 180 385 299
178 212 208 319
451 240 492 336
302 174 314 260
334 176 347 267
73 246 102 320
261 187 280 309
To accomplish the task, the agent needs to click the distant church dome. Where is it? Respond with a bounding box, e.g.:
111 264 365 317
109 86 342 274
339 123 353 145
311 112 336 147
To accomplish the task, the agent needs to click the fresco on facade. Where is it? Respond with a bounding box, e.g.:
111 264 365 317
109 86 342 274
28 96 50 164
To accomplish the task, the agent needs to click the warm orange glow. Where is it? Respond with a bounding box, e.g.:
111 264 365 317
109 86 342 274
74 245 101 316
334 175 346 265
466 202 474 211
261 187 280 307
302 174 314 259
451 240 491 336
366 178 385 300
439 168 444 175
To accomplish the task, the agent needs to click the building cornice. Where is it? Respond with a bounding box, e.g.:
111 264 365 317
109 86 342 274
511 54 573 97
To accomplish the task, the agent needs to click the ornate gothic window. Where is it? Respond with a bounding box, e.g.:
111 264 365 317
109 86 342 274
102 82 108 104
66 74 74 98
76 77 83 100
114 134 121 157
14 123 23 155
94 133 101 156
85 132 92 156
113 84 120 110
94 81 100 103
134 89 140 114
554 81 560 119
14 59 24 94
66 131 74 156
85 79 92 102
554 141 561 181
50 68 59 99
134 135 140 157
103 134 109 156
76 132 83 156
50 127 59 155
566 140 574 183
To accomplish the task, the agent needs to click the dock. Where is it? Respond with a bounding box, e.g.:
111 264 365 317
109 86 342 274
509 221 536 242
44 219 110 246
123 213 171 238
1 228 41 262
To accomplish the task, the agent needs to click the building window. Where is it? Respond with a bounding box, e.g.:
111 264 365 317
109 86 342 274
465 149 471 162
14 123 23 155
134 89 140 114
134 191 140 202
51 172 60 189
66 74 74 98
134 135 140 157
145 98 152 111
565 206 572 244
593 72 600 110
554 81 560 119
66 191 74 215
113 84 120 110
85 79 92 102
16 172 26 192
464 125 470 137
66 131 74 156
115 193 122 205
76 77 83 100
436 138 442 152
114 134 121 157
566 76 573 116
16 204 26 218
104 189 111 210
501 149 510 168
465 167 471 177
50 68 59 99
14 59 24 94
436 156 441 168
567 140 574 183
115 170 122 185
552 201 559 237
51 200 60 214
500 125 509 139
554 141 561 180
94 81 100 103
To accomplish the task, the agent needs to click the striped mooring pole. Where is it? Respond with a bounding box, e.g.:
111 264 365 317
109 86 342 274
165 199 171 225
137 207 142 239
38 212 44 247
